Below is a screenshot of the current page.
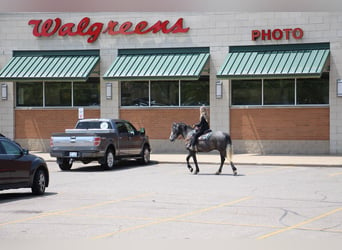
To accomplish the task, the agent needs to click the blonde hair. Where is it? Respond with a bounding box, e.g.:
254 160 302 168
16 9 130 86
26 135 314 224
200 106 209 122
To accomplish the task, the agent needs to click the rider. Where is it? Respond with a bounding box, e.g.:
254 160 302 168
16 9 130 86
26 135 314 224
187 105 210 151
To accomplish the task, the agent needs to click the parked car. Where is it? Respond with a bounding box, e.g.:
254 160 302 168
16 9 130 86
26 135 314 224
0 136 49 195
50 118 151 170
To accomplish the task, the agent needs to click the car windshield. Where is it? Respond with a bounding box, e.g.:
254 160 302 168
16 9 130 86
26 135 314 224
76 121 112 129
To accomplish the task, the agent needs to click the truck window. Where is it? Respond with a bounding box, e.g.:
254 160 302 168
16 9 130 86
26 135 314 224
76 121 112 129
125 122 137 135
116 122 128 134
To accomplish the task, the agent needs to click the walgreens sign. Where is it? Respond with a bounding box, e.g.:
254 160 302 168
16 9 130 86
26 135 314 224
28 17 190 43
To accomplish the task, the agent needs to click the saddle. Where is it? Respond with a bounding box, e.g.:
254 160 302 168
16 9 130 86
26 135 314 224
198 129 213 141
186 129 212 151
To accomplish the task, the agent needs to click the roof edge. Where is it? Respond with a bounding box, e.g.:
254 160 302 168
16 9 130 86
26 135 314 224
229 42 330 53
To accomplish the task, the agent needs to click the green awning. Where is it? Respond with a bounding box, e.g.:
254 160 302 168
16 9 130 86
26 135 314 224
103 47 209 81
217 43 330 79
0 50 99 81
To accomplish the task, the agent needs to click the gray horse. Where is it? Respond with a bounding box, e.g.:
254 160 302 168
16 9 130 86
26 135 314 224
169 122 237 175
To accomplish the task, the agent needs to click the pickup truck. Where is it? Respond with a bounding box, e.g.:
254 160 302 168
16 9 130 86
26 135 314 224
50 119 151 171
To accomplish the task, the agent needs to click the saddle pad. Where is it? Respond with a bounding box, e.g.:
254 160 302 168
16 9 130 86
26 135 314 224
199 131 213 141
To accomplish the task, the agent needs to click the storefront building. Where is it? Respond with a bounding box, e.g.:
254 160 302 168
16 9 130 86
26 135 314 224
0 12 341 154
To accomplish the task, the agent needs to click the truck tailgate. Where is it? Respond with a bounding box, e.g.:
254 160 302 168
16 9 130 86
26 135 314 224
51 134 100 149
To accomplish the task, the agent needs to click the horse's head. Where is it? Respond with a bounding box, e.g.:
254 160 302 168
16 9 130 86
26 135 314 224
169 122 186 142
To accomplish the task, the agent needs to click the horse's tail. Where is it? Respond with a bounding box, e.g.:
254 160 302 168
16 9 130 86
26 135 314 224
225 134 233 162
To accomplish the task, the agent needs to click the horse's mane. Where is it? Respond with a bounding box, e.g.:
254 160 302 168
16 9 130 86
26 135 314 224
178 122 192 130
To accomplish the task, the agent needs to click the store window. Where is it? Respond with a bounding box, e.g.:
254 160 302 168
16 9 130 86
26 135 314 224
74 79 100 106
231 74 329 106
297 73 329 105
121 81 149 106
16 78 100 107
151 81 179 106
16 82 43 107
121 76 209 107
264 79 294 105
231 80 261 105
45 82 71 106
181 78 210 106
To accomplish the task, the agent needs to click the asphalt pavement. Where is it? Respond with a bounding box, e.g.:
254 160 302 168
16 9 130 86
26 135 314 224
34 152 342 167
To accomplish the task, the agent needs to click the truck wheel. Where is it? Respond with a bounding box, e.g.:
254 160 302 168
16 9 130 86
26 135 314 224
58 158 73 171
31 169 47 195
102 148 115 170
140 145 150 164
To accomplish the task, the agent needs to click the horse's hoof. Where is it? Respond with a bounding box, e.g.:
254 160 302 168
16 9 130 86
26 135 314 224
215 171 221 175
189 167 193 173
233 170 237 176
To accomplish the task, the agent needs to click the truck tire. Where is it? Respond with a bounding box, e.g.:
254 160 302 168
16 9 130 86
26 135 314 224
139 145 150 164
102 148 115 170
31 169 47 195
58 158 73 171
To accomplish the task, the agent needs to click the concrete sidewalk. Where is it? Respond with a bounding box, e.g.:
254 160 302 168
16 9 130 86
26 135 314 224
34 152 342 167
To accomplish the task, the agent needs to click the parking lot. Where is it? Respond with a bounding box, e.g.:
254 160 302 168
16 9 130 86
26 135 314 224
0 158 342 241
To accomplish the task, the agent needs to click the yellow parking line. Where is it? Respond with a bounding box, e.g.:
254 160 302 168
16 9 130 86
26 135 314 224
329 171 342 177
92 196 252 239
0 192 153 227
257 207 342 239
247 166 292 175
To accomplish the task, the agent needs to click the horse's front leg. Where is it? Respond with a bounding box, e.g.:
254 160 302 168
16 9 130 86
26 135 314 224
192 152 200 175
186 151 193 173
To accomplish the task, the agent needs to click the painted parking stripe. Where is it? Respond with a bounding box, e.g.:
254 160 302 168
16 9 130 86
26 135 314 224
92 196 252 239
0 192 153 227
257 207 342 239
246 166 292 175
329 171 342 177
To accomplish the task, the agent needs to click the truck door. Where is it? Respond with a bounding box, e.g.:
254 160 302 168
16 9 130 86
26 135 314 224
124 122 143 155
115 122 129 155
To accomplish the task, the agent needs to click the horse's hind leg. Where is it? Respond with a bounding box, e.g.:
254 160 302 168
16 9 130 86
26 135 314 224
216 153 225 175
231 161 237 176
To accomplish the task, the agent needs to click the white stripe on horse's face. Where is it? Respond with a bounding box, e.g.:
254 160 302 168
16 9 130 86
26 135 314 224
169 123 179 141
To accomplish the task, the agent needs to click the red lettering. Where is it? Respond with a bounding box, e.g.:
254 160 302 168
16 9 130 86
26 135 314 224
28 19 43 37
86 22 103 43
28 17 190 43
59 23 77 36
283 28 292 39
170 18 190 33
119 21 134 34
251 30 260 41
41 18 61 37
134 21 149 34
77 17 91 35
252 28 304 41
103 21 119 35
262 29 271 40
28 18 61 37
146 20 171 33
272 29 283 40
293 28 304 39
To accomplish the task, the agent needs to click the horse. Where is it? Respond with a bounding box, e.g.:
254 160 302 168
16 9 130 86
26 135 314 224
169 122 237 175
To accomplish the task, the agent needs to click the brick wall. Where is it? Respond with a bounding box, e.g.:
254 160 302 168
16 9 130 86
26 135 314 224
15 109 100 139
230 107 329 140
120 108 201 139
